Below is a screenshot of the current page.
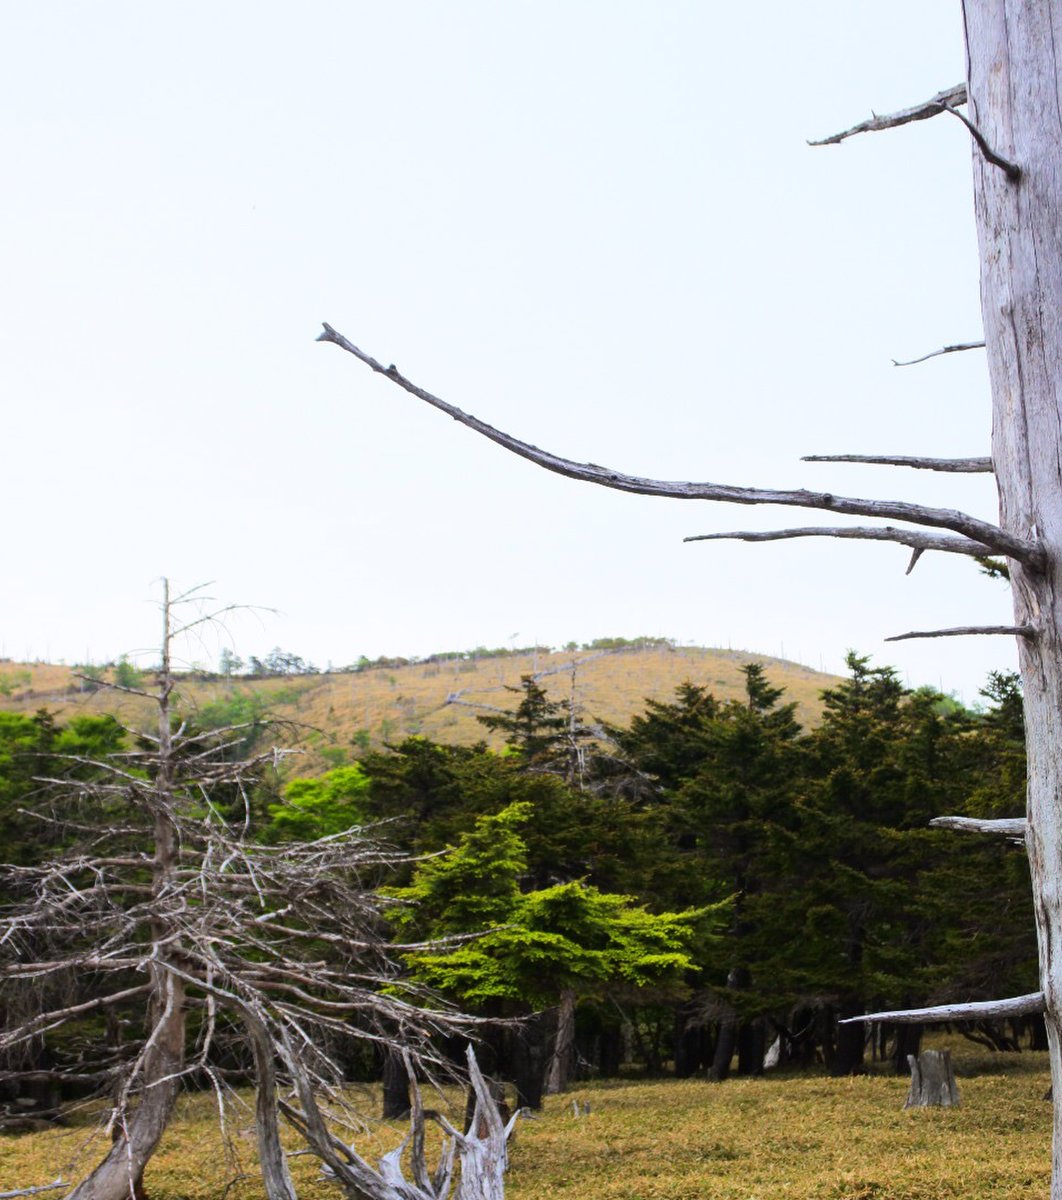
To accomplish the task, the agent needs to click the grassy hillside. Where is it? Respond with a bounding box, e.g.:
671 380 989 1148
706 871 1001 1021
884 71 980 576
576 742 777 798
0 1039 1050 1199
0 644 840 776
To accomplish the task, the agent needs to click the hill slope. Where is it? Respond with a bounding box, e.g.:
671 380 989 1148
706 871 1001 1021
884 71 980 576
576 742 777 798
0 645 840 776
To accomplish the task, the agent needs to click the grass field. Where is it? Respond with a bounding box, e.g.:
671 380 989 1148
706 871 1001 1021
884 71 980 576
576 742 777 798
0 645 839 776
1 1042 1051 1199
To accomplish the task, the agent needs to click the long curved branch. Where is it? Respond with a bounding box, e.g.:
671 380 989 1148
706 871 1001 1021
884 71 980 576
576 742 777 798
317 325 1039 564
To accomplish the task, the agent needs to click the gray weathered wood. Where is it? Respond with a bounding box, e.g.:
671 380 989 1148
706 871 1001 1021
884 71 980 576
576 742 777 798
904 1050 961 1109
317 324 1039 565
885 625 1034 642
930 815 1027 839
892 341 986 367
962 3 1062 1192
841 993 1045 1026
801 454 992 472
683 526 997 559
809 83 967 146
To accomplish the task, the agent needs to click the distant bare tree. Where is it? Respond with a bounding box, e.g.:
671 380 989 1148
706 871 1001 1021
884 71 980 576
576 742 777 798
0 582 479 1200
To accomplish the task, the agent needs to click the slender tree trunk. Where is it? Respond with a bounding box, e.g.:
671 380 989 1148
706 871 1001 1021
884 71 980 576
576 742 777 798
68 583 188 1200
964 5 1062 1194
544 988 577 1095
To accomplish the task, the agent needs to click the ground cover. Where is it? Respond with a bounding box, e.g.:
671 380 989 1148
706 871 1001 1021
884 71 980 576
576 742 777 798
1 1045 1051 1199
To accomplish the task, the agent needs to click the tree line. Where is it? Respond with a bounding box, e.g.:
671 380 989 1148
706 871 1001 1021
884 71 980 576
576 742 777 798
0 654 1037 1133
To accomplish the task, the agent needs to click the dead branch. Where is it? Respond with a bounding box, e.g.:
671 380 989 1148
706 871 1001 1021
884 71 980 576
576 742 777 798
885 625 1034 642
682 526 996 558
0 1181 67 1200
930 815 1027 840
317 324 1039 565
892 341 985 367
801 454 992 473
841 993 1045 1025
936 100 1021 180
810 83 966 146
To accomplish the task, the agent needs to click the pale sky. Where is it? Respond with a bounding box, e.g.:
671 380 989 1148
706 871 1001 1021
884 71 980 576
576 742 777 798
2 2 1017 704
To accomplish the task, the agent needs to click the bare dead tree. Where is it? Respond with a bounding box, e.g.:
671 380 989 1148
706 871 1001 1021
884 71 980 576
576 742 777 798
0 582 480 1200
319 4 1062 1191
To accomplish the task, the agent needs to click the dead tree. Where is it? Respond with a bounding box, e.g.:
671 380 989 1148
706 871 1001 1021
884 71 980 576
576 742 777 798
319 3 1062 1191
0 582 476 1200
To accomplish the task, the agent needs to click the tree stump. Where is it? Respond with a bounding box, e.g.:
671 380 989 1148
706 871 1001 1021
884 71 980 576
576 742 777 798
904 1050 960 1109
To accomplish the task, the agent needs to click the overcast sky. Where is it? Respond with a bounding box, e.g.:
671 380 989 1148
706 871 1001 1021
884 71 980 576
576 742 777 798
1 2 1017 703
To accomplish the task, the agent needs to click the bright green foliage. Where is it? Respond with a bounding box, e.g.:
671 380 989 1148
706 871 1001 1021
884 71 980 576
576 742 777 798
389 804 714 1010
390 803 527 934
265 763 371 841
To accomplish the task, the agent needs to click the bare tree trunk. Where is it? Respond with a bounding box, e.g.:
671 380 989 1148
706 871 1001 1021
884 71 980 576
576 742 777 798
544 989 576 1095
68 585 187 1200
964 5 1062 1193
65 975 186 1200
245 1013 298 1200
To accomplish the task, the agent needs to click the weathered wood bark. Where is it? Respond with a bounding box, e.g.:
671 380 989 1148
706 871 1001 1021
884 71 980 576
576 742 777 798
300 1045 519 1200
964 4 1062 1192
904 1050 961 1109
544 988 576 1095
67 584 187 1200
245 1012 298 1200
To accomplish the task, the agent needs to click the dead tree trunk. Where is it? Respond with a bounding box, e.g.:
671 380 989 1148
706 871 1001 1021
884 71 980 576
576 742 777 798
963 4 1062 1190
544 988 576 1095
904 1050 960 1109
67 583 187 1200
318 5 1062 1192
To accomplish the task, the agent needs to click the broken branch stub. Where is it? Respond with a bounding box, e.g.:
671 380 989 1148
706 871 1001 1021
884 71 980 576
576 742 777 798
930 815 1027 839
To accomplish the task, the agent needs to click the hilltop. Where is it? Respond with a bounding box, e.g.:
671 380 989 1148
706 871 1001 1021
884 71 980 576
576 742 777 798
0 641 840 776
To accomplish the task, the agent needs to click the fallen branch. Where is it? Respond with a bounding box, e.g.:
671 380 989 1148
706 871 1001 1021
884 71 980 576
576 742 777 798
801 454 992 473
841 993 1045 1025
885 625 1034 642
892 341 985 367
809 83 966 146
318 324 1039 565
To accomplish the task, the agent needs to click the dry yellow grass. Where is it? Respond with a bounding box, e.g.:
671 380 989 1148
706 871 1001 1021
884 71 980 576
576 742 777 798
0 1042 1051 1199
0 646 838 775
